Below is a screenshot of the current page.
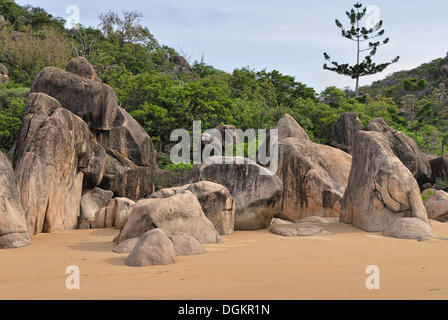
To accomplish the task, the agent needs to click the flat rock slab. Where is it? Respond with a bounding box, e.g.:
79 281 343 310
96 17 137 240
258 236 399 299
383 218 435 240
271 218 293 225
269 223 331 237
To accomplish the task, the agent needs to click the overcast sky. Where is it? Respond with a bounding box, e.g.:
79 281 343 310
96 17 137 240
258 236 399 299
16 0 448 92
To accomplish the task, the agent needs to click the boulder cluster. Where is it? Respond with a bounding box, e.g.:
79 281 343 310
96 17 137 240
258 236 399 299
0 58 444 266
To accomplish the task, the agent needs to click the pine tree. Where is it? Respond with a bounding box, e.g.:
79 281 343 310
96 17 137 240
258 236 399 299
323 2 399 97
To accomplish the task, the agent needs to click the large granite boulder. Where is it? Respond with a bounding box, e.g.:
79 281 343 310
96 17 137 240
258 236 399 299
422 189 448 222
365 118 432 185
94 107 154 167
116 190 222 244
125 229 176 267
66 56 100 81
14 93 92 235
150 181 235 235
78 187 113 228
429 155 448 183
0 152 30 248
190 156 283 230
31 67 118 130
341 131 429 232
274 137 352 222
331 112 364 154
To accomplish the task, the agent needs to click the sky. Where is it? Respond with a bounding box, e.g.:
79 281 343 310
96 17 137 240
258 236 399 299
15 0 448 92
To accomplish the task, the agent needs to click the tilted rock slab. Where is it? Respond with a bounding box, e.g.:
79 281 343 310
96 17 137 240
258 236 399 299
190 156 283 230
274 137 352 222
383 218 435 240
116 190 222 244
14 93 92 234
341 131 430 232
0 151 30 248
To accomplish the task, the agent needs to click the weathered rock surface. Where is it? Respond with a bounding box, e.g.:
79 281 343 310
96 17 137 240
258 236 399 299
423 189 448 222
151 181 235 235
168 232 205 256
94 107 154 167
31 67 118 130
78 188 113 228
0 151 30 248
270 223 331 237
14 93 92 235
275 137 352 222
99 150 154 200
365 118 432 185
112 237 139 253
260 114 310 160
331 112 364 154
341 131 430 232
125 229 176 267
429 155 448 183
66 56 100 81
383 218 435 240
81 141 106 190
116 191 222 244
190 156 283 230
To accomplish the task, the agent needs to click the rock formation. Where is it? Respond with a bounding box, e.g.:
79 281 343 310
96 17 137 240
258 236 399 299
275 137 352 221
115 191 222 244
270 222 331 237
0 151 30 248
150 181 235 235
429 155 448 183
190 156 283 230
78 187 113 228
341 131 430 232
331 112 364 154
383 218 435 240
365 118 432 185
31 67 118 130
422 189 448 222
14 93 92 235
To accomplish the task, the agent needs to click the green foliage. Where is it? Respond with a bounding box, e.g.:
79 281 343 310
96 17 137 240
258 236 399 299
162 162 195 171
434 179 448 192
0 95 25 152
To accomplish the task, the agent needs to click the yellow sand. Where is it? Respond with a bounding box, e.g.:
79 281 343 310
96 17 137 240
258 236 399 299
1 221 448 300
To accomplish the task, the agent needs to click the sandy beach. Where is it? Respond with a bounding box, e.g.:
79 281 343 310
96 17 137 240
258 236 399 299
1 221 448 300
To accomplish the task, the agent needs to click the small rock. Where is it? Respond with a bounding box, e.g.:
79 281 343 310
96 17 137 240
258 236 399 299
112 237 139 253
125 229 176 267
383 218 435 240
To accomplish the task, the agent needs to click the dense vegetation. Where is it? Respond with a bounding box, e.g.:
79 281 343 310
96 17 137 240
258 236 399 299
0 0 447 158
